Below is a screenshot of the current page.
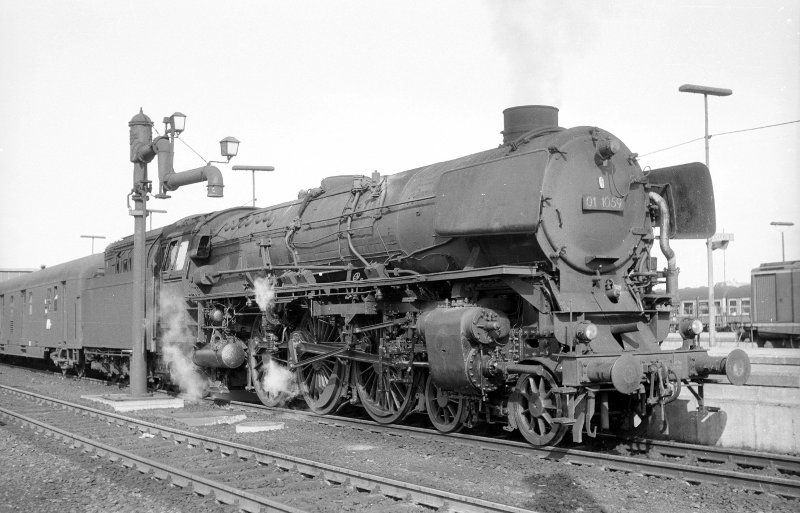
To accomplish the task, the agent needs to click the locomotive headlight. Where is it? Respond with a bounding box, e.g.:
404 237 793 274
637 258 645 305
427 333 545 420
575 321 598 341
679 318 704 339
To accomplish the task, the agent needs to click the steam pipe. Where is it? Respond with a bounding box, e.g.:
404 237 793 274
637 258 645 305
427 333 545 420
345 190 371 267
648 191 678 295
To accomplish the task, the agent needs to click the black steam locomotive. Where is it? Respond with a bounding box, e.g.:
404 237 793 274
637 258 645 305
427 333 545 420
0 105 750 446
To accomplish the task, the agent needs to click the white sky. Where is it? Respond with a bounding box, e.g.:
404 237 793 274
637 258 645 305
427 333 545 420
1 0 798 287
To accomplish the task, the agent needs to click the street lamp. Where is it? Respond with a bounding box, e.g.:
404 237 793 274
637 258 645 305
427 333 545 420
80 234 106 254
679 84 732 347
770 221 794 261
219 137 240 161
232 165 275 207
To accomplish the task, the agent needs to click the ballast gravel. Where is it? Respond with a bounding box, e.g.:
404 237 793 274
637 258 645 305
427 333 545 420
0 364 796 513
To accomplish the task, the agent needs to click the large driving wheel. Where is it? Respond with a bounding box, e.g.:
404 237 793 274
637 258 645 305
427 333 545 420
509 367 568 446
424 375 468 433
291 315 348 415
249 318 292 407
354 360 417 424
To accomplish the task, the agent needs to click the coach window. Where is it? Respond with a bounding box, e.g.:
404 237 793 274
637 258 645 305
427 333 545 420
28 291 33 315
728 299 738 315
741 299 751 315
699 301 709 315
53 286 58 312
681 302 694 316
46 288 51 314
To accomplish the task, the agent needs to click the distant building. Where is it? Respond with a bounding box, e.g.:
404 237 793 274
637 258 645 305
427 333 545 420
0 268 37 282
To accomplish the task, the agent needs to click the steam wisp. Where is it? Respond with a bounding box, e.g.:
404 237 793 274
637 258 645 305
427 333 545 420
159 291 210 400
253 276 299 402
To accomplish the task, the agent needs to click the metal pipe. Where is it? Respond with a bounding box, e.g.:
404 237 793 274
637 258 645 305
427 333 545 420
490 362 545 376
192 343 246 369
163 165 224 197
649 191 678 295
610 323 639 335
345 190 371 267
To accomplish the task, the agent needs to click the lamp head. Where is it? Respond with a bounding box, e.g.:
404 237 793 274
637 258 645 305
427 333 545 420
219 136 240 160
169 112 186 135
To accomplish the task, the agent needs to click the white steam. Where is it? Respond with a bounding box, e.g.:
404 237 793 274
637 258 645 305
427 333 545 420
254 276 276 312
263 358 299 400
252 276 299 403
488 3 602 107
159 291 210 401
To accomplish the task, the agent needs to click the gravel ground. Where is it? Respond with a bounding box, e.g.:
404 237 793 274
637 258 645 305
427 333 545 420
0 364 797 513
0 418 236 513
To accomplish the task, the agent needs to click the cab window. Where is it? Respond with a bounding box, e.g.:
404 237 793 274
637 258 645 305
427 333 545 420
174 240 189 270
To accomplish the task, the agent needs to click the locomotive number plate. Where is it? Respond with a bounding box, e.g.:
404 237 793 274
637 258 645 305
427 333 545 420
582 194 624 212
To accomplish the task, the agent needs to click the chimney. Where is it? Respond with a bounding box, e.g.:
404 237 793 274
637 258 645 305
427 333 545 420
502 105 559 144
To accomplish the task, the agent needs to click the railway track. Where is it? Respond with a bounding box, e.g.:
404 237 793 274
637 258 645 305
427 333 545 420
3 362 799 502
0 384 530 513
214 395 800 500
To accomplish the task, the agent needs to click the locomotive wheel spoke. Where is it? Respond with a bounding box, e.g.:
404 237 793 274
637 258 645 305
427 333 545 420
510 366 568 446
353 323 417 425
291 314 348 415
355 362 416 424
424 375 469 434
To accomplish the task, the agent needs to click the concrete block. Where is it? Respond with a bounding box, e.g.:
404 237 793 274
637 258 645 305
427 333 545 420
645 383 800 454
235 421 284 433
174 414 248 427
82 394 185 412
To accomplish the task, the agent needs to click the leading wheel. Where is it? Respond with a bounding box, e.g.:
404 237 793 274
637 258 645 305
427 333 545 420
291 315 348 415
509 367 568 446
249 318 292 407
424 375 468 433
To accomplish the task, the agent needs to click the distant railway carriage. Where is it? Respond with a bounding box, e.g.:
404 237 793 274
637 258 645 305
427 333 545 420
671 261 799 348
751 261 800 347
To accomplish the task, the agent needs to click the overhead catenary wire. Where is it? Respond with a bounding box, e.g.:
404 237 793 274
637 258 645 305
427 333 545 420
640 119 800 157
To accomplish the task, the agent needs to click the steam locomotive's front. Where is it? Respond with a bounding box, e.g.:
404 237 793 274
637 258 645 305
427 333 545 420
488 107 752 441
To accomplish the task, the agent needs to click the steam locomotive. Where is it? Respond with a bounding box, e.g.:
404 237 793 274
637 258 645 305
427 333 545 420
0 105 751 446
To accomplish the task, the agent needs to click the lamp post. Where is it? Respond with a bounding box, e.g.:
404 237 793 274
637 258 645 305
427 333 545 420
770 221 795 261
128 109 237 396
679 84 732 347
80 234 106 254
232 165 275 207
